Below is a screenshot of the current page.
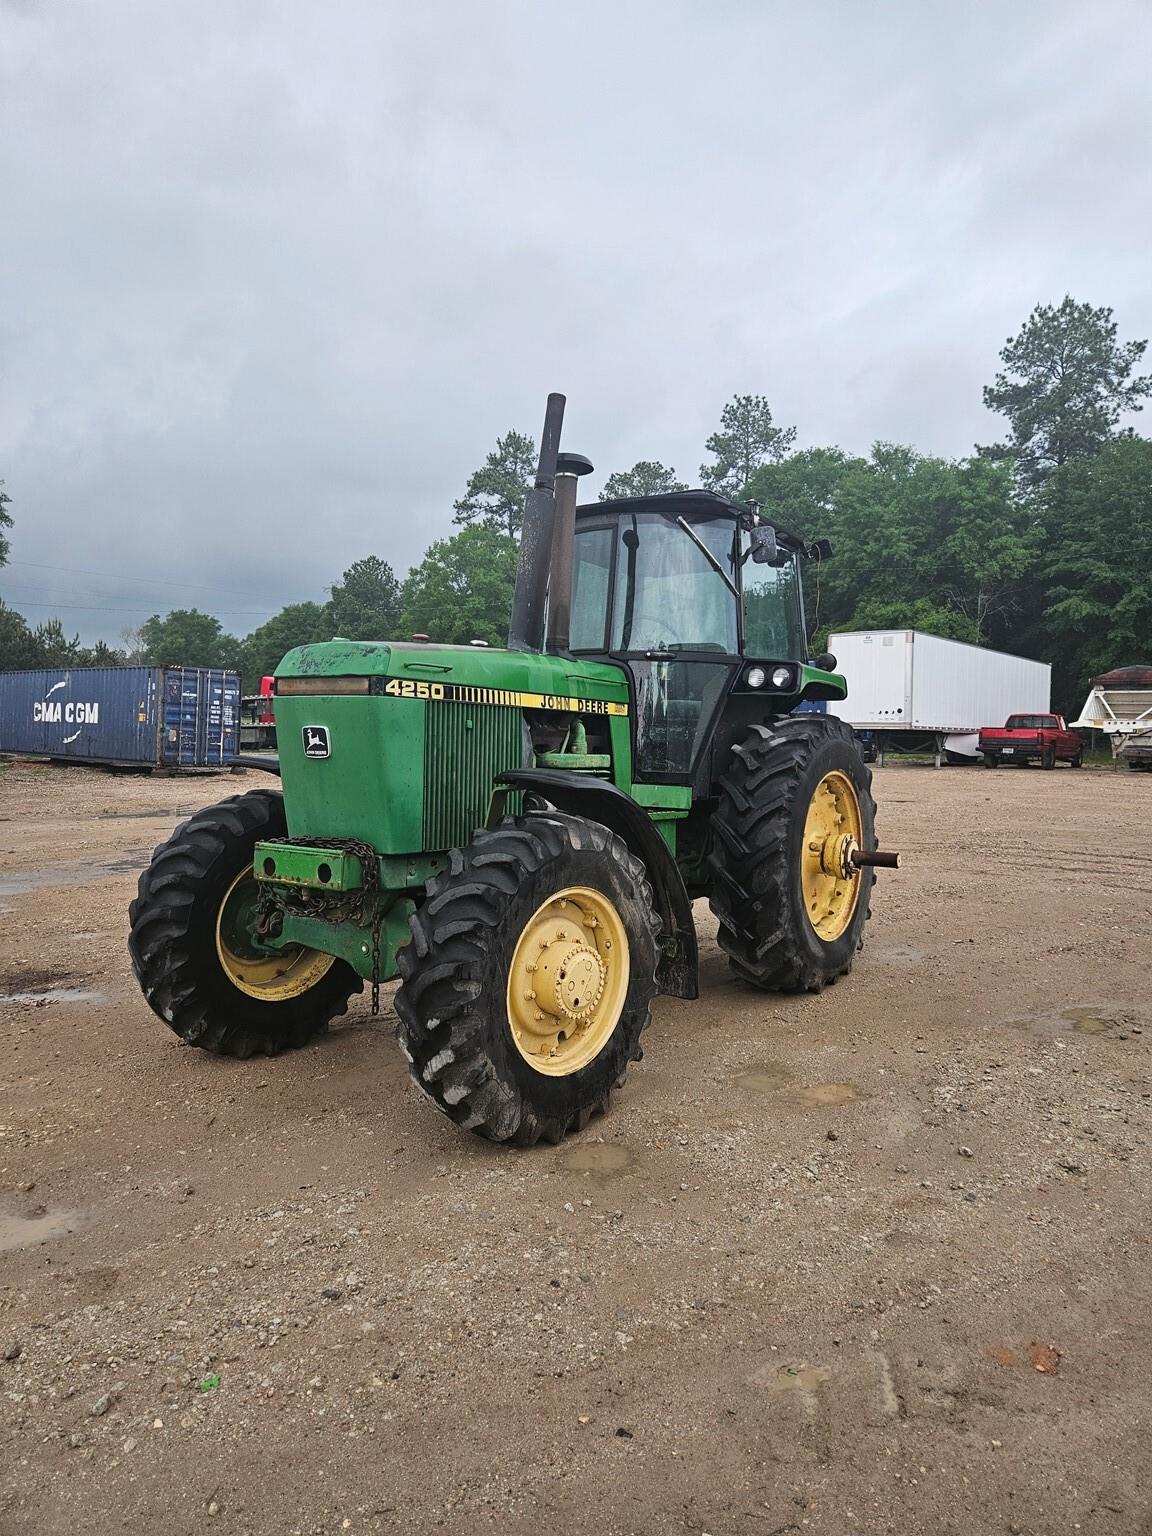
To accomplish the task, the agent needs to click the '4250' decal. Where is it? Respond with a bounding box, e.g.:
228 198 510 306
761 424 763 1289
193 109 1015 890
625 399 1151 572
382 678 627 715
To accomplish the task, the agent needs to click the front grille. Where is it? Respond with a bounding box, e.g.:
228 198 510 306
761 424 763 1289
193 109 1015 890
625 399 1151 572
422 701 527 851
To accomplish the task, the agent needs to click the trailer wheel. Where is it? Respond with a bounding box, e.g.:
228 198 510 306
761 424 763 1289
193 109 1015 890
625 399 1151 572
128 790 361 1057
395 813 660 1145
708 716 876 993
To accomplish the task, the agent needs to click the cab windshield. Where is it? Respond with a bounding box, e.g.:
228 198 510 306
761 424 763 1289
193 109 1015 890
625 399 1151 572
612 513 739 652
571 513 806 659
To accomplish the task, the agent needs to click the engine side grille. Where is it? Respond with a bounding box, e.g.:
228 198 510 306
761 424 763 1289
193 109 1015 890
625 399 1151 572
422 701 526 851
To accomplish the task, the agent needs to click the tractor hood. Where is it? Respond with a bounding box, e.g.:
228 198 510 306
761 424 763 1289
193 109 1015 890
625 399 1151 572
270 641 631 859
275 639 630 711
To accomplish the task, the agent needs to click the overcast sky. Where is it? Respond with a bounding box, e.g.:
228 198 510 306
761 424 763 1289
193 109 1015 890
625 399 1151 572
2 0 1150 645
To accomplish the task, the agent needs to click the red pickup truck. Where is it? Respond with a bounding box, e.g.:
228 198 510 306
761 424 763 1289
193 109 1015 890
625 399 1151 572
978 714 1083 769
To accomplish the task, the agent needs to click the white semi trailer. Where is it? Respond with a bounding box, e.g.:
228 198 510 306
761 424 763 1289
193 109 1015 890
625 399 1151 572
829 629 1051 766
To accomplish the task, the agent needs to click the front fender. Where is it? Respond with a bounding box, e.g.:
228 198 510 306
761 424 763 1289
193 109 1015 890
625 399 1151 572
497 769 698 1000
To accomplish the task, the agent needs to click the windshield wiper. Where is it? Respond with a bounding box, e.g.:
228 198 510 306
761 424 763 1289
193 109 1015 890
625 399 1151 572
676 517 739 598
620 517 639 648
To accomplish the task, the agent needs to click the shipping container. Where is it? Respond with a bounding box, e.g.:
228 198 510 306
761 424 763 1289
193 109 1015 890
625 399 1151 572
829 630 1050 763
0 666 240 769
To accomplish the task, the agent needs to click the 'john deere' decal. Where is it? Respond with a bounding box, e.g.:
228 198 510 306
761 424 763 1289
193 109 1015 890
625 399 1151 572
381 678 627 715
302 725 331 758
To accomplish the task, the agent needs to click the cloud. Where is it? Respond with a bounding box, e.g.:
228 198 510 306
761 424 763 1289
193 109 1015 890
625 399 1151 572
1 0 1149 640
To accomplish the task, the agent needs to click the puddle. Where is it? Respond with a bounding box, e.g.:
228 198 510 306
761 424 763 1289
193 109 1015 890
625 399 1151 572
1063 1007 1132 1036
0 851 149 897
0 988 106 1007
1015 1004 1144 1041
781 1082 860 1107
733 1061 793 1094
754 1362 835 1393
0 1207 83 1256
556 1143 637 1178
734 1066 860 1107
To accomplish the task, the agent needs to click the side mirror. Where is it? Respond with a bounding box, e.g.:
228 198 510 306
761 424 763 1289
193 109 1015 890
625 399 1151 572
749 525 789 566
814 651 837 672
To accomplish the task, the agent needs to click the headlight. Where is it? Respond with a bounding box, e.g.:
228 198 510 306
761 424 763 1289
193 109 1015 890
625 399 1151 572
745 666 766 689
770 665 794 689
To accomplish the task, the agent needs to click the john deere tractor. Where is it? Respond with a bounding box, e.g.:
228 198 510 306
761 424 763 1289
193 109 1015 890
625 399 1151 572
129 394 894 1144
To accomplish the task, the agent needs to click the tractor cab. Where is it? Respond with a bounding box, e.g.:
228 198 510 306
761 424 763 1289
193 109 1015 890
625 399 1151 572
569 490 833 784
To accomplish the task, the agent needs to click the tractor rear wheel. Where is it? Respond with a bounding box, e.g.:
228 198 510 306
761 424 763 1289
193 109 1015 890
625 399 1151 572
128 790 361 1057
709 716 876 992
394 813 660 1145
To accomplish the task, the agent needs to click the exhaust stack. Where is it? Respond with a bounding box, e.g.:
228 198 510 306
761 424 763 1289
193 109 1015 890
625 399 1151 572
545 451 595 652
508 393 566 653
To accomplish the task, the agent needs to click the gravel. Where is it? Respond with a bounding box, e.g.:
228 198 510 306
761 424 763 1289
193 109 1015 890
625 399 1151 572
0 759 1149 1534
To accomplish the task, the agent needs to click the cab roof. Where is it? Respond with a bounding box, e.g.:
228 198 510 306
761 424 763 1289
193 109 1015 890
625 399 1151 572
575 488 807 550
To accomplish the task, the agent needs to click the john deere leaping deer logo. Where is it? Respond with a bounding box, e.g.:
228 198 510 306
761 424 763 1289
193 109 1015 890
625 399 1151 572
302 726 330 759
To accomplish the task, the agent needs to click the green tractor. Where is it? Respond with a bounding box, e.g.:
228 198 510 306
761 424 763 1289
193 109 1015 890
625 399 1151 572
129 394 895 1144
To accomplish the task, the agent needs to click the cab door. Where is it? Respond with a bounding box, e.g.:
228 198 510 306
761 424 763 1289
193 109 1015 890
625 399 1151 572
570 510 742 784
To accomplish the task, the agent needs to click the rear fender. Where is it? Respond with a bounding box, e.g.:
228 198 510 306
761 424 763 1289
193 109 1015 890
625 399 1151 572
497 768 698 1000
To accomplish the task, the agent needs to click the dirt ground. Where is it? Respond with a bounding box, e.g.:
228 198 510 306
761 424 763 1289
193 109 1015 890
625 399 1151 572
0 756 1149 1536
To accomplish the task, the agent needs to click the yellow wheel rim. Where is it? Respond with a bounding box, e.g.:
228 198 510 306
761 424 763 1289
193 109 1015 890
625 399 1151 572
215 868 338 1002
506 885 630 1076
801 771 864 942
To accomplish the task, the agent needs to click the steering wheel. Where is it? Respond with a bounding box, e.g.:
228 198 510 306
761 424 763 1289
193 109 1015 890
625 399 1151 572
630 612 680 647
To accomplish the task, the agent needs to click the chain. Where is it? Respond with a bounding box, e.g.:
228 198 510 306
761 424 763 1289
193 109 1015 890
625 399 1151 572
254 836 385 1015
370 917 382 1017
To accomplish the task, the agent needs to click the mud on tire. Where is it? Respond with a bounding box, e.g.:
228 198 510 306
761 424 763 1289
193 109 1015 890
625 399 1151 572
708 716 877 993
394 813 661 1145
128 789 361 1057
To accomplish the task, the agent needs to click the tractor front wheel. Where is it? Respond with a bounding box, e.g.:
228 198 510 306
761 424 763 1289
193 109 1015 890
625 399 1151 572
128 790 362 1057
709 716 876 992
395 813 660 1144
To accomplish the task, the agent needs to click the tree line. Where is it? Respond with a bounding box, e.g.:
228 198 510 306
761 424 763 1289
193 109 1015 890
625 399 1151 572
1 295 1148 716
